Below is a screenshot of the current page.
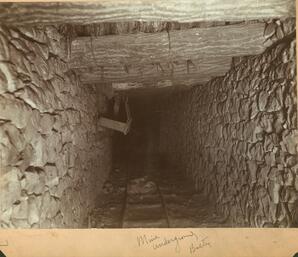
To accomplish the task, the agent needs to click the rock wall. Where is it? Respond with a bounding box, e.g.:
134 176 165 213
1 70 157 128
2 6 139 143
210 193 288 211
159 33 297 227
0 26 112 228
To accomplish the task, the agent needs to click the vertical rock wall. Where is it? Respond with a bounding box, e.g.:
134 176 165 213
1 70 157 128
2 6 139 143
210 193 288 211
0 26 112 228
159 33 297 227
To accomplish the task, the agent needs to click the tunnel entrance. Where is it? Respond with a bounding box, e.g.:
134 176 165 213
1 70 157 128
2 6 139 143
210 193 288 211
0 6 297 229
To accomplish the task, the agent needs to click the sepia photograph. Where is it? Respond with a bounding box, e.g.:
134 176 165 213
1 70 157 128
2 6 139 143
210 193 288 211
0 0 297 256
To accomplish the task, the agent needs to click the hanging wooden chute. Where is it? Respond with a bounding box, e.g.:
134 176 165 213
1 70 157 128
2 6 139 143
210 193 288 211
98 96 132 135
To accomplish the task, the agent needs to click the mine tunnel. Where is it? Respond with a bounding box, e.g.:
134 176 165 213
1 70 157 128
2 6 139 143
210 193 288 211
0 4 297 229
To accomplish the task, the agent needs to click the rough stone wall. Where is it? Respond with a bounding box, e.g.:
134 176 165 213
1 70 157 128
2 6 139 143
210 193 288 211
159 33 297 227
0 26 112 228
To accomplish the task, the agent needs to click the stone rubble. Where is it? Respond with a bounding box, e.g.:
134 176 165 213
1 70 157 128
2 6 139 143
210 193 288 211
127 176 157 195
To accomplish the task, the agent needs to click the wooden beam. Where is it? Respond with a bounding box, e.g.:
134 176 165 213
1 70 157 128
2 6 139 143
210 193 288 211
70 23 269 86
0 0 295 25
63 21 235 37
96 79 192 96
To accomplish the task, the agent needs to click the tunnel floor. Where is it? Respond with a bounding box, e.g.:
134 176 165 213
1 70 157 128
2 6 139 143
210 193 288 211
86 166 232 228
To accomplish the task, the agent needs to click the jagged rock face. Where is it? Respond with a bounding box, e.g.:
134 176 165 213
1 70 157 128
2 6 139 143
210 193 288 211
0 25 112 228
159 34 297 227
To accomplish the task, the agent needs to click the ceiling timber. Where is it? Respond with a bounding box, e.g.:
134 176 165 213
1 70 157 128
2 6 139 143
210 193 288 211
0 0 295 25
70 22 271 87
61 21 247 37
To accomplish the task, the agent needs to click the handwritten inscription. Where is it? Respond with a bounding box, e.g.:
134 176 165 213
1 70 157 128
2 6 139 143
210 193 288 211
189 237 211 255
136 231 211 254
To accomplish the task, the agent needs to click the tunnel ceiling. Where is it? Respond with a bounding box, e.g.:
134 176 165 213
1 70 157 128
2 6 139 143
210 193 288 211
0 1 294 24
0 0 295 91
69 21 270 88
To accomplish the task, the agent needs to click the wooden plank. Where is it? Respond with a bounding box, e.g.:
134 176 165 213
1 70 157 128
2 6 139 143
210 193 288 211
65 21 233 37
0 0 295 25
77 61 230 86
70 31 170 68
98 117 129 134
71 23 268 86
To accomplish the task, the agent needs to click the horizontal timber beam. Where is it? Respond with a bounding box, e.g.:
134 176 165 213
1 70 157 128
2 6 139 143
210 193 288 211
0 0 295 25
71 22 269 86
